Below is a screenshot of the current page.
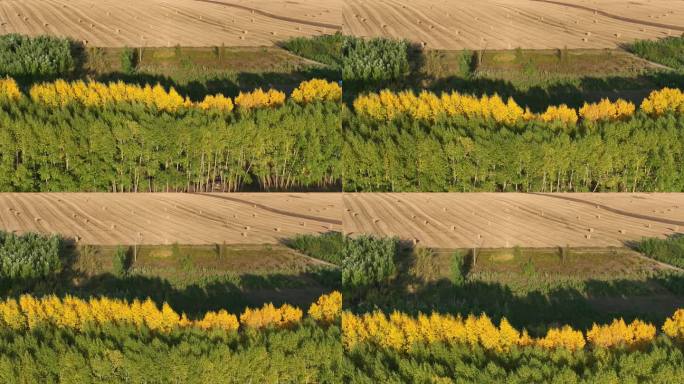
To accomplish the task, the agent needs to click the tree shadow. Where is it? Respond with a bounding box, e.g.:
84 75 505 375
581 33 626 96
1 239 339 317
344 243 684 333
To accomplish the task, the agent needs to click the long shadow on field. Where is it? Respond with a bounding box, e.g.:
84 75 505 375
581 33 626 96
344 244 684 333
1 240 340 317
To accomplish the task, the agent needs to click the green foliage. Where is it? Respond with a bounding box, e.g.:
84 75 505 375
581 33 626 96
638 235 684 268
628 36 684 71
287 232 345 265
450 251 466 286
0 321 346 383
0 231 61 280
112 246 131 278
342 235 398 289
0 34 75 78
343 111 684 192
347 338 684 383
120 47 137 74
280 33 343 68
0 99 341 192
342 37 410 82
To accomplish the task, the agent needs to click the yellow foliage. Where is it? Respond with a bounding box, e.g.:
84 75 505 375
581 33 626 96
197 94 234 112
579 98 635 122
538 104 579 125
0 77 22 100
29 80 192 112
196 310 239 331
586 318 656 349
239 303 303 330
641 88 684 116
0 295 245 333
234 88 286 110
536 326 586 351
291 79 342 103
341 311 526 352
308 291 342 325
353 90 526 124
663 308 684 342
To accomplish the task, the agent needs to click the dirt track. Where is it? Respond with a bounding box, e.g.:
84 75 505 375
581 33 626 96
344 193 684 248
0 0 341 47
343 0 684 49
0 193 342 245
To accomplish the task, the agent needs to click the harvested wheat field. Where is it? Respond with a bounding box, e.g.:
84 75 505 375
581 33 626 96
0 193 342 245
344 193 684 248
343 0 684 49
0 0 341 47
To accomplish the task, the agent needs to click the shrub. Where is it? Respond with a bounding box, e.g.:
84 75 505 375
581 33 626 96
0 34 75 78
342 235 398 289
637 236 684 268
342 37 410 82
120 47 137 74
450 251 467 286
281 33 343 68
112 246 131 278
628 35 684 70
287 232 345 265
0 231 61 280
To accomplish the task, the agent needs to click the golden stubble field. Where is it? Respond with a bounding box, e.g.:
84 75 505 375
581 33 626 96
343 0 684 49
0 0 341 47
0 193 342 245
344 193 684 248
2 193 683 247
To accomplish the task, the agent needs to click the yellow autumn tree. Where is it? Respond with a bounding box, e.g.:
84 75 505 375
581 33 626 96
0 77 22 101
197 94 234 112
641 88 684 116
239 303 303 330
536 325 586 351
235 88 286 110
308 291 342 325
538 104 579 125
291 79 341 103
579 98 635 122
586 318 656 349
663 308 684 342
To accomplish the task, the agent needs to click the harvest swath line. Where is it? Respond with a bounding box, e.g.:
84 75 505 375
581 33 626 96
0 193 342 245
531 0 684 32
193 0 342 30
532 193 684 227
195 193 342 225
343 193 684 248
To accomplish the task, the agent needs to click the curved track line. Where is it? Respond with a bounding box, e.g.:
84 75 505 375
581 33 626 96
531 0 684 32
195 193 342 225
191 0 341 30
531 193 684 226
